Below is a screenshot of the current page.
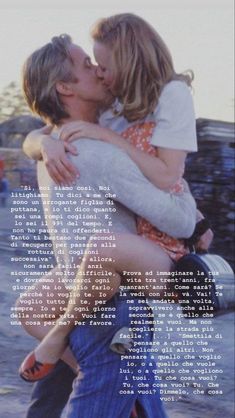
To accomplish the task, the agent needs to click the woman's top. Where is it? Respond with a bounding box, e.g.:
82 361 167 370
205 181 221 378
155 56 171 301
122 121 189 262
99 80 197 152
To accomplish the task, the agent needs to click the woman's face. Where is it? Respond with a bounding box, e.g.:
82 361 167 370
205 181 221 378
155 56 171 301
93 41 115 93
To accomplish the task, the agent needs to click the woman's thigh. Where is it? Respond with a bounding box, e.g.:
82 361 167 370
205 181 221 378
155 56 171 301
17 266 70 318
94 233 174 297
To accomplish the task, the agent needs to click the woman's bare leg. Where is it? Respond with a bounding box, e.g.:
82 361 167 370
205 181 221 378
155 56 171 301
16 266 77 370
33 233 174 364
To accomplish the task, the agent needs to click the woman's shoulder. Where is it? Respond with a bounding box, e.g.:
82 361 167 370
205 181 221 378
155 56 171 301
151 80 193 118
149 79 197 152
160 80 191 102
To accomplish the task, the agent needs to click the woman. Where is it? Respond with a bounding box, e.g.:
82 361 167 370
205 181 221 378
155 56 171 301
19 14 212 382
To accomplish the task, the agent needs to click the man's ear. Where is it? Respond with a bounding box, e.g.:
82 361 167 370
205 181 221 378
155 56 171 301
56 81 73 96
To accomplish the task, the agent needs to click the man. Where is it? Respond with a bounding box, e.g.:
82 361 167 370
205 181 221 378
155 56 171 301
18 34 173 418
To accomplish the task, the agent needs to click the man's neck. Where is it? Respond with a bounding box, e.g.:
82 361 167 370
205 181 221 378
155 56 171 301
59 98 99 126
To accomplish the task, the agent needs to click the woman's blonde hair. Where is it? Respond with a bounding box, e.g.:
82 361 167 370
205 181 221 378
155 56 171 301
91 13 193 121
22 34 77 125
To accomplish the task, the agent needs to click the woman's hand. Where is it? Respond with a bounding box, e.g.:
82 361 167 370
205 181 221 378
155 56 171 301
194 210 214 252
59 121 111 143
195 227 214 252
40 137 79 186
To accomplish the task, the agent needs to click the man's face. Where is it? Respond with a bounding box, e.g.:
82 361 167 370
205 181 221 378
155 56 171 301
68 44 113 104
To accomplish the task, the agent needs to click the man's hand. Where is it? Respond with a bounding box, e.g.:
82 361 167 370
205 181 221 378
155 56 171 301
41 137 79 185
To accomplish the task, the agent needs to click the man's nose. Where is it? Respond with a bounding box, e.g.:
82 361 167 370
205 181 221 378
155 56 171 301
95 66 104 80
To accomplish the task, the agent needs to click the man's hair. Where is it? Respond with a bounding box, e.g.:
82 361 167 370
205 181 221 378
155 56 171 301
91 13 193 122
22 34 77 125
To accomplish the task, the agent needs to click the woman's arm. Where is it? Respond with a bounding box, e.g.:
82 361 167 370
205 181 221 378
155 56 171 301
23 126 53 160
59 122 186 190
59 82 195 191
102 128 186 190
195 210 214 251
23 127 79 185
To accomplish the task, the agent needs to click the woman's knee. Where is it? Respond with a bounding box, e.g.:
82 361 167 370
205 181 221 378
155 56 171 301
85 234 117 261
